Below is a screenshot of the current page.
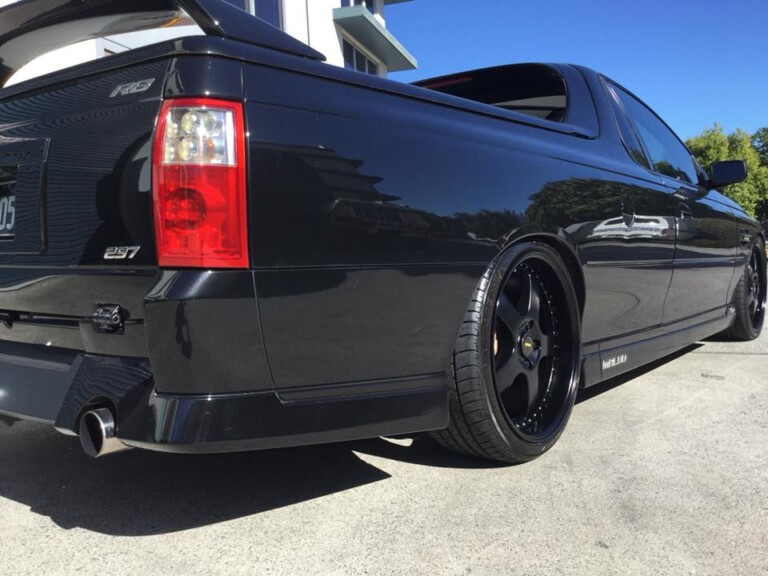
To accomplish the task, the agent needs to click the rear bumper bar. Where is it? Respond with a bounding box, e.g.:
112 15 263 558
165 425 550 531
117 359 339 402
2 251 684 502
0 342 448 453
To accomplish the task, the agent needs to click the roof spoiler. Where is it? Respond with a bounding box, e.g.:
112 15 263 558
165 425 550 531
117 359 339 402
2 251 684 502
0 0 325 86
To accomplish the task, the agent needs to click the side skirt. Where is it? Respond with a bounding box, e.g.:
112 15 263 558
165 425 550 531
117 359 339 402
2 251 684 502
580 306 733 387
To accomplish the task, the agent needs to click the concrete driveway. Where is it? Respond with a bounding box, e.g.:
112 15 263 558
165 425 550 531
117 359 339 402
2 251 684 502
1 331 766 576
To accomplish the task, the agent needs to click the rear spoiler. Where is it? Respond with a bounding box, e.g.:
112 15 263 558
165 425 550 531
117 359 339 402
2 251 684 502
0 0 325 86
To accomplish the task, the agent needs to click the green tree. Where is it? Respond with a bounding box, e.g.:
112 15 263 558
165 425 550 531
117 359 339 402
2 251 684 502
686 125 768 218
752 127 768 168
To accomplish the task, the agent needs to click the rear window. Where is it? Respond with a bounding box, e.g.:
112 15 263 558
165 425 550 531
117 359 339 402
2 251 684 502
417 64 567 123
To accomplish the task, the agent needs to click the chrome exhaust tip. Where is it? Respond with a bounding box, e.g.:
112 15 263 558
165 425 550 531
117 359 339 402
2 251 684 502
79 408 131 458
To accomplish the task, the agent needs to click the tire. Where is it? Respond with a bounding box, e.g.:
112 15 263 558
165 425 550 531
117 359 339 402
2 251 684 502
724 238 766 341
431 241 581 464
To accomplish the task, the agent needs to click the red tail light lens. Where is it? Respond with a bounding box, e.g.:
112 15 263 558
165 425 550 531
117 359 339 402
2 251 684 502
153 98 248 268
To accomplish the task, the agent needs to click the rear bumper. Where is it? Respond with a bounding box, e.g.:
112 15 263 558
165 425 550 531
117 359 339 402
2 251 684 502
0 341 448 452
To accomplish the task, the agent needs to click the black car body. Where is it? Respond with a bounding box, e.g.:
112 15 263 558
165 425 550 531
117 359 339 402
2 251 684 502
0 0 764 462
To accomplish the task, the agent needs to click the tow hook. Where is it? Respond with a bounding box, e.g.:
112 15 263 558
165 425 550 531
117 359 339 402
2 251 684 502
92 304 127 334
0 310 17 328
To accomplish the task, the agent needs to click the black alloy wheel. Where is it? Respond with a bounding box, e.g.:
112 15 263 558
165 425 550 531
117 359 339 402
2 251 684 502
746 247 765 331
432 241 581 463
492 261 573 442
725 239 766 341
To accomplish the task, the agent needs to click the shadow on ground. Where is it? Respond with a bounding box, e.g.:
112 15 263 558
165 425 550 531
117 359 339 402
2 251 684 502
0 423 392 536
0 424 499 536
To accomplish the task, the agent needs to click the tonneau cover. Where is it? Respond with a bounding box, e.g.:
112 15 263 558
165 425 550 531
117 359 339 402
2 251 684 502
0 0 324 86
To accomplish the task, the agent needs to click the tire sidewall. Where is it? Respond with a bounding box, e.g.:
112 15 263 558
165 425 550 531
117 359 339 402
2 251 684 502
745 238 767 338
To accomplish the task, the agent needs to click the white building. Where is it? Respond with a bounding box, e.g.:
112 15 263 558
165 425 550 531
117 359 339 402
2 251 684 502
281 0 417 76
4 0 416 86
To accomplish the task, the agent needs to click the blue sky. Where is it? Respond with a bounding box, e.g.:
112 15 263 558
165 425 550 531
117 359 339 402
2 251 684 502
386 0 768 140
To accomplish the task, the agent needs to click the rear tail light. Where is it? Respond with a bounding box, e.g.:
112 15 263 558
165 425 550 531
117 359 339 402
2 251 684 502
152 98 248 268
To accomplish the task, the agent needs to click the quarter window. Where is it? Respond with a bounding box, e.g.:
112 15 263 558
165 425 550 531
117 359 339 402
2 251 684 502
607 81 698 184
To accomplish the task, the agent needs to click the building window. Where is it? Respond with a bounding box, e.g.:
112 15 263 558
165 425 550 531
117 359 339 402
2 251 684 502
221 0 248 10
343 39 379 75
254 0 282 28
341 0 376 14
221 0 282 29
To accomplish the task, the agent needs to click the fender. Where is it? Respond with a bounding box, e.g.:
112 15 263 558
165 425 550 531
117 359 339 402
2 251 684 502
498 224 586 317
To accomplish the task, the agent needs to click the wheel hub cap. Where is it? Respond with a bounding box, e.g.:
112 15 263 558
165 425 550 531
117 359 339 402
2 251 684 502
518 325 541 366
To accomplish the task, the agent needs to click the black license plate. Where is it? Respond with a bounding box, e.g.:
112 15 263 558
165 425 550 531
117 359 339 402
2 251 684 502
0 166 16 239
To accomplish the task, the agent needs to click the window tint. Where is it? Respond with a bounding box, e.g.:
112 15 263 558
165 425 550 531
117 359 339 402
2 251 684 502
608 81 697 184
417 64 567 123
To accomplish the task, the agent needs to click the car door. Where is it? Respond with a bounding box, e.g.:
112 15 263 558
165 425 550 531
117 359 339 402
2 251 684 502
663 181 739 322
606 80 738 324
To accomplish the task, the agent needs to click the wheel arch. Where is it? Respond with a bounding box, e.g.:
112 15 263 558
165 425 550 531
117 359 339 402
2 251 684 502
498 229 586 319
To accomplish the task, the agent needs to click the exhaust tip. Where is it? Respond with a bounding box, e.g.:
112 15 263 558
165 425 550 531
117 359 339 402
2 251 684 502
79 408 130 458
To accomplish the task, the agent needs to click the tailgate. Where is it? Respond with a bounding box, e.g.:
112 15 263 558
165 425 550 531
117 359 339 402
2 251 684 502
0 61 168 355
0 0 321 357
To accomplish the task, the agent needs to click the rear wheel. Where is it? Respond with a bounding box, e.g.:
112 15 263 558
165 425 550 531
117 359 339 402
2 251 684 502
725 238 766 341
432 242 581 463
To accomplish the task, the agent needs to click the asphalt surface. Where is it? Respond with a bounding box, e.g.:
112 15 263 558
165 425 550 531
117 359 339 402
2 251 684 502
1 331 766 576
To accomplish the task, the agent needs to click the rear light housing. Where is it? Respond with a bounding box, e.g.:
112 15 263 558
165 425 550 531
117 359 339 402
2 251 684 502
153 98 248 268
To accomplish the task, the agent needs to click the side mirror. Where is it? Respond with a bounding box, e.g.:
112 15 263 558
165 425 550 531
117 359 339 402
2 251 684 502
708 160 747 189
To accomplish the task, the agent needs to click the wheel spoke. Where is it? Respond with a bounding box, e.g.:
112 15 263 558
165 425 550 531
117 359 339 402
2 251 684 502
518 272 542 318
496 292 524 333
524 366 541 413
494 353 521 394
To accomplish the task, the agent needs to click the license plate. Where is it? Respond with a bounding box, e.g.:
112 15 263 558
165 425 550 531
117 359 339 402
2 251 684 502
0 167 15 239
0 166 16 240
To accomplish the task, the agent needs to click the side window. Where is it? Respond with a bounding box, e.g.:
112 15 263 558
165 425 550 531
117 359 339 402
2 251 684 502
607 81 698 184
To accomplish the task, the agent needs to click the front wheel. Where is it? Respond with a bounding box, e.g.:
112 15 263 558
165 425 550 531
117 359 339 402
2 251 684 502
432 241 581 463
724 238 766 341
